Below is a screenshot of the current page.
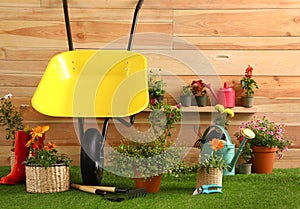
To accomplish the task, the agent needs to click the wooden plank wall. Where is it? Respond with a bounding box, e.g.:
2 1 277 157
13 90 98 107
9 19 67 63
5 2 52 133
0 0 299 168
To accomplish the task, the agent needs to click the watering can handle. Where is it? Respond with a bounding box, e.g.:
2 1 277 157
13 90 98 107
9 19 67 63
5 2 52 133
201 125 231 144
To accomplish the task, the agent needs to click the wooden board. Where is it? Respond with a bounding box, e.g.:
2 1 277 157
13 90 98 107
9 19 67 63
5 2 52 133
0 0 299 168
174 9 300 37
174 37 300 50
40 0 300 9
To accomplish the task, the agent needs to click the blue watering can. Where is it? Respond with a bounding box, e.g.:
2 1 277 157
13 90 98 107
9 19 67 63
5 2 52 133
200 125 255 175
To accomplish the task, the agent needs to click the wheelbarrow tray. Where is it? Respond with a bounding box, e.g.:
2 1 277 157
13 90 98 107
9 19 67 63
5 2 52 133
32 50 148 117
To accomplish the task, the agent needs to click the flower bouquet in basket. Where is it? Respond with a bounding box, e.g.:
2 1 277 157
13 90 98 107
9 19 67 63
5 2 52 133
24 126 72 193
196 138 229 188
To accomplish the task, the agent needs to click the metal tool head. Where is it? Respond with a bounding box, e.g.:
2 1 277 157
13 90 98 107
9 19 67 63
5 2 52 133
104 187 147 201
127 187 147 199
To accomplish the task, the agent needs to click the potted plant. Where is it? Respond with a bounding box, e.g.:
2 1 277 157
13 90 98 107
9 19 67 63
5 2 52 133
110 97 182 192
201 104 235 142
180 85 193 107
24 125 72 193
148 69 165 101
191 80 207 107
240 65 259 107
237 142 253 174
196 138 229 188
235 116 291 173
213 104 234 129
0 93 28 168
0 94 27 148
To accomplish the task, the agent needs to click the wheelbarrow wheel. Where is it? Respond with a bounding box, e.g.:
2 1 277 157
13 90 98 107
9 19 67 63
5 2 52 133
80 128 104 185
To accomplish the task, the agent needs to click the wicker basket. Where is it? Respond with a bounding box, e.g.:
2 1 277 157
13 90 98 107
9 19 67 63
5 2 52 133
25 165 70 193
10 150 15 169
196 167 223 188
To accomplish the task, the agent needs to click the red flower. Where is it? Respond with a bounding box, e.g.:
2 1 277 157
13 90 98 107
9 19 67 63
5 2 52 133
245 65 253 78
150 98 157 105
191 80 206 96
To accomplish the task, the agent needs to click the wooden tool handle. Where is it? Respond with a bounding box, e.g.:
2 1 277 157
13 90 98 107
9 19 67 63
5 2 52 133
71 184 97 194
87 185 117 193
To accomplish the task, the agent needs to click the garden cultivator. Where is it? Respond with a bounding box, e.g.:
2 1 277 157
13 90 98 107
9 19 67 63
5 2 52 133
71 184 147 202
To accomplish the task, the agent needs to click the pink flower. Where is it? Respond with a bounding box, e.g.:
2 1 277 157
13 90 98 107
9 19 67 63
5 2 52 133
150 99 157 105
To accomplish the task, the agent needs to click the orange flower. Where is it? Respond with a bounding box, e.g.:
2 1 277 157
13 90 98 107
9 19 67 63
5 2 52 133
26 125 50 148
45 142 56 151
210 138 224 151
30 125 50 139
25 138 34 147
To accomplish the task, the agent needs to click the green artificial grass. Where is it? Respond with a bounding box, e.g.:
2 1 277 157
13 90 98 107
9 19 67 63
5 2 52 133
0 166 300 209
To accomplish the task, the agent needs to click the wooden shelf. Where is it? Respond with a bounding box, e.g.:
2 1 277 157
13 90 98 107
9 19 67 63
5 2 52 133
180 106 257 114
144 106 257 114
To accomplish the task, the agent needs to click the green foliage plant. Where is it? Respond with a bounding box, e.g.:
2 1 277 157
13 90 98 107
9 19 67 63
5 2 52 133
182 85 193 96
0 93 27 148
111 77 184 179
148 69 165 98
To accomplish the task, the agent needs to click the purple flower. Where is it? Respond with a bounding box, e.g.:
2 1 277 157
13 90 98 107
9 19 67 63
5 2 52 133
176 103 181 109
170 113 175 118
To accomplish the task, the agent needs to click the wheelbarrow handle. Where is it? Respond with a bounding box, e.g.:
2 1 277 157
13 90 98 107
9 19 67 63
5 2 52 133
62 0 73 51
127 0 145 50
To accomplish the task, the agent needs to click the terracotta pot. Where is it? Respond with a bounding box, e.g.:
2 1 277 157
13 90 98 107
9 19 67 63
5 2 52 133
135 174 162 193
250 146 277 174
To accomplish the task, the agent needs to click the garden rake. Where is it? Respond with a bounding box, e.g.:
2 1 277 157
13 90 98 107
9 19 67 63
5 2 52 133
71 184 147 202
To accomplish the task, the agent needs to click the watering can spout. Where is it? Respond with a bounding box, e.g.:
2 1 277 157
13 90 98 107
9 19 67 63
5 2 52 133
205 83 218 101
227 128 255 172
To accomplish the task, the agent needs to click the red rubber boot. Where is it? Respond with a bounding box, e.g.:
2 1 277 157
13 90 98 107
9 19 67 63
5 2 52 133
0 131 30 184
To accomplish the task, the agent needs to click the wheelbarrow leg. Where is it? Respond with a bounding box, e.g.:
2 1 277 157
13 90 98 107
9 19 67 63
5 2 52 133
79 118 109 185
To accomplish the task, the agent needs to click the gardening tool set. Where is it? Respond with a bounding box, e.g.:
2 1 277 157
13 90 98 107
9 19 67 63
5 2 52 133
192 184 223 195
71 184 147 202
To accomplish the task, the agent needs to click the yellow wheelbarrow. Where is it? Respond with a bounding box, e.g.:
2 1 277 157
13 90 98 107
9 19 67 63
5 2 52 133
32 0 148 185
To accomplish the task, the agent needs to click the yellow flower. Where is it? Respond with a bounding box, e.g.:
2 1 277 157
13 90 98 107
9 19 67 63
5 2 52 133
215 104 225 114
225 108 234 118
